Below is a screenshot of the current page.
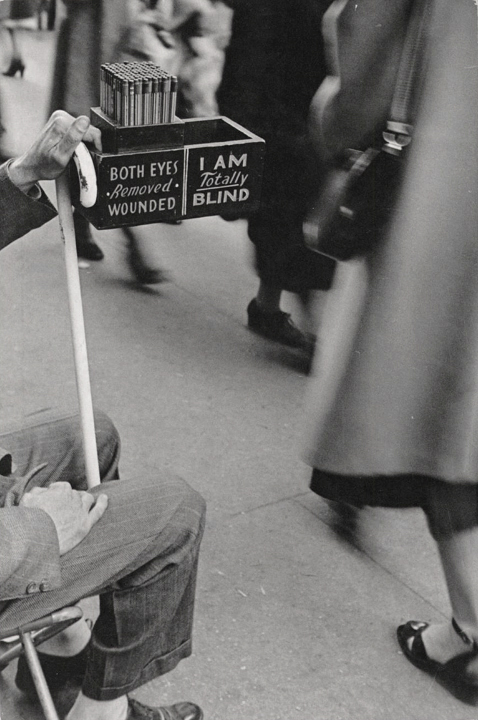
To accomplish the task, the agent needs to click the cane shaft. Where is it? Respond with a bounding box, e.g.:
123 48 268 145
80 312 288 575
56 174 101 488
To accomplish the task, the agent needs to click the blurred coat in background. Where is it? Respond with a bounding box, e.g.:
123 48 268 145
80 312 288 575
125 0 233 117
305 0 478 496
217 0 336 299
49 0 169 279
50 0 131 117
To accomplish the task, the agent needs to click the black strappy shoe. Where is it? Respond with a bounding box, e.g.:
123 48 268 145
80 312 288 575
397 618 478 687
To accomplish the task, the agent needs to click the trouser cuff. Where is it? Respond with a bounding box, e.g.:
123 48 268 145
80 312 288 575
81 639 192 701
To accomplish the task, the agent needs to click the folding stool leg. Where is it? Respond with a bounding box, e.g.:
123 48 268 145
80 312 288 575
21 631 60 720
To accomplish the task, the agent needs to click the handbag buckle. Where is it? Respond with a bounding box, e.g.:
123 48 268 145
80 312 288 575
382 121 413 155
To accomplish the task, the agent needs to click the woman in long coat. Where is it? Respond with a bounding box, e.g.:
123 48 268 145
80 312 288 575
305 0 478 687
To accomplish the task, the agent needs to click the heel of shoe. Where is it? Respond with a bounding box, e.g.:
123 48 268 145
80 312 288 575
3 59 25 78
445 648 478 687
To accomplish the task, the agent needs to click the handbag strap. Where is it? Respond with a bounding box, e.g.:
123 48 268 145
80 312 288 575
384 0 434 152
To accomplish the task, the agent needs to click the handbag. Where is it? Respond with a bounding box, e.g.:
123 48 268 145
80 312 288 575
304 0 433 261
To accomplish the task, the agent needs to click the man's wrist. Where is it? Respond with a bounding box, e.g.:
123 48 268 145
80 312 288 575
7 157 39 195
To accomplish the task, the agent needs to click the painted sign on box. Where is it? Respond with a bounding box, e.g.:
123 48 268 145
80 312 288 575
75 149 184 228
183 142 264 219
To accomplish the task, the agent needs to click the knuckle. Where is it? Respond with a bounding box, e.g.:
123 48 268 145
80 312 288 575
50 116 66 134
50 110 66 124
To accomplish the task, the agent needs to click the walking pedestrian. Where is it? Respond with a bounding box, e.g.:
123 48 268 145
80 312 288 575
217 0 336 362
305 0 478 692
50 0 167 283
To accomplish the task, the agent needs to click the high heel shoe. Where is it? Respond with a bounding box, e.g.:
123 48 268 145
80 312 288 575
3 58 25 78
397 618 478 687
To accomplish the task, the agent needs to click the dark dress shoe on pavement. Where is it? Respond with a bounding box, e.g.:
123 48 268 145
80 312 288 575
15 646 88 699
127 248 170 285
74 212 104 261
76 236 104 261
123 226 169 285
247 298 313 351
126 697 203 720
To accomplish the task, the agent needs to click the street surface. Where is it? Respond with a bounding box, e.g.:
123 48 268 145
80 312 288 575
0 24 474 720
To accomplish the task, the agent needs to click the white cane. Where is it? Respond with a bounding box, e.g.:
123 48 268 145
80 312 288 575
55 144 100 488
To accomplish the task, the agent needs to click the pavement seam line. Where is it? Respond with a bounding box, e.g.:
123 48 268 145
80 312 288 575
228 491 310 518
293 498 450 622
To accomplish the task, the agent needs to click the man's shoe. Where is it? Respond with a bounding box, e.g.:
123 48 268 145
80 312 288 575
247 298 312 350
76 236 104 261
127 697 203 720
127 248 170 285
123 227 169 285
15 647 88 699
74 212 104 261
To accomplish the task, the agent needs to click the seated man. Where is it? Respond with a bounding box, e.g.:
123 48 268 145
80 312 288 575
0 112 206 720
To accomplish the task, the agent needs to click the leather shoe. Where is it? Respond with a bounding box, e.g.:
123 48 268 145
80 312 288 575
124 227 169 285
76 236 104 261
126 697 203 720
16 655 202 720
127 248 169 285
247 298 314 351
397 618 478 687
74 212 104 261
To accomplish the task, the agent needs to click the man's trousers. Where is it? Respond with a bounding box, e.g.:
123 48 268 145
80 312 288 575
0 409 206 700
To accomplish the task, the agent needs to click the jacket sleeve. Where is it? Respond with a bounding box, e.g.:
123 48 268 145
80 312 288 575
308 0 413 158
0 506 62 601
0 162 57 251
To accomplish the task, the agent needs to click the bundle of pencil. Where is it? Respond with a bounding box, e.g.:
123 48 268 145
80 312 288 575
100 62 178 126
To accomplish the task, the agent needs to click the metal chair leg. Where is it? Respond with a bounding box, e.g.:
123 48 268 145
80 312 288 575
0 607 83 720
21 631 60 720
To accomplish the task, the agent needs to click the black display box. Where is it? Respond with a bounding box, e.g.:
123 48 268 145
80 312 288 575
71 111 265 230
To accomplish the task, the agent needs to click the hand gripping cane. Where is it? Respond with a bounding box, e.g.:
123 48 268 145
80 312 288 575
55 143 100 488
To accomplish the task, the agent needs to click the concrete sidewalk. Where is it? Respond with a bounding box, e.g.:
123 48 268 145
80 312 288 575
0 26 476 720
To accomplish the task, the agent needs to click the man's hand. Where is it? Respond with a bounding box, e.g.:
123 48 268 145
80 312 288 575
8 111 102 195
20 482 108 556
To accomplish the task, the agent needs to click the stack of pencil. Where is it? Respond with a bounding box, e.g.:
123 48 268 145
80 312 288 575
100 62 178 126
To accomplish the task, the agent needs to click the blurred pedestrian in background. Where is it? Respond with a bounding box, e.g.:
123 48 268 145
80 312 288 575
127 0 232 118
217 0 336 362
305 0 478 693
50 0 167 282
0 0 51 162
167 0 232 118
1 0 41 78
